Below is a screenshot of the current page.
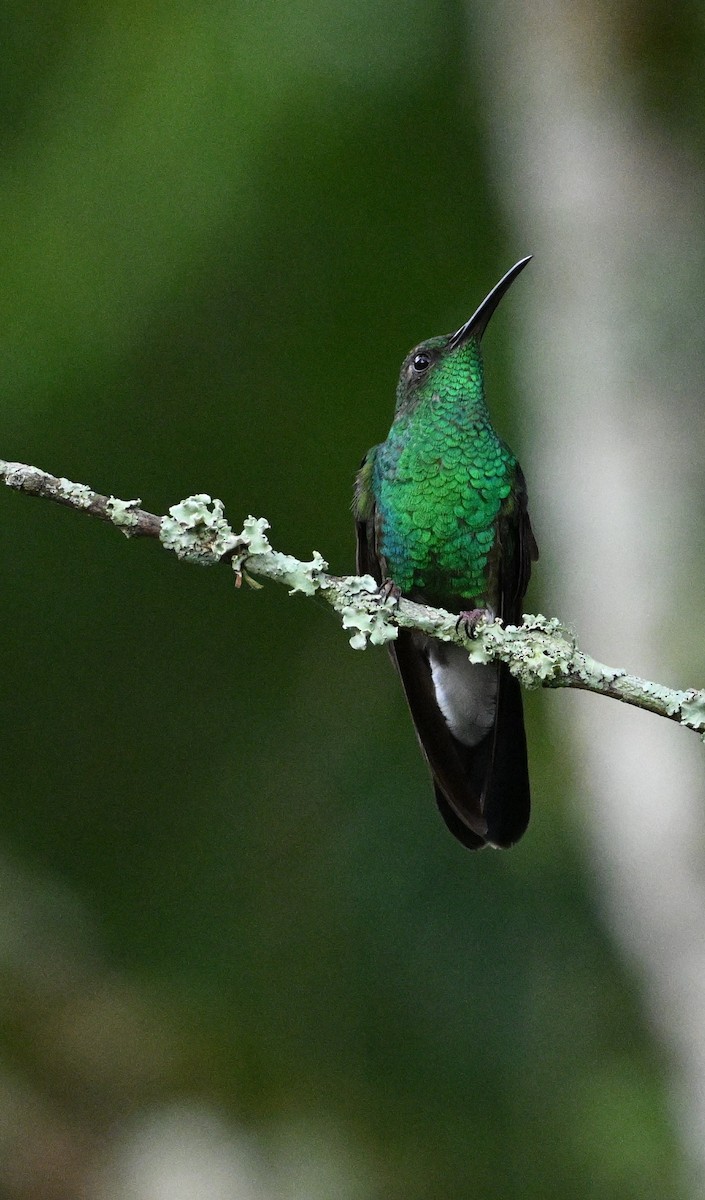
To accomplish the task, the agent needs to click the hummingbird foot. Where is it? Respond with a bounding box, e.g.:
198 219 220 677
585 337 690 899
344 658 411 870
378 578 402 607
455 607 492 639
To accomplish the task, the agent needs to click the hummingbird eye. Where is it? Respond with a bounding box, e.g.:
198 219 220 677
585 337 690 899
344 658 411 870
412 352 432 373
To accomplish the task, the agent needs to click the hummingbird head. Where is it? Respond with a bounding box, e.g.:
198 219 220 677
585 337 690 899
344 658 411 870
394 256 532 416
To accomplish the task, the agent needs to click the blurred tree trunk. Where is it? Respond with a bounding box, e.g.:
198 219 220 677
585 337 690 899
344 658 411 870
474 1 705 1186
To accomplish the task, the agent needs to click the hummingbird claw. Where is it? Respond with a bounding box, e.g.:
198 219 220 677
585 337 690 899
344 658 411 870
455 607 491 639
378 578 402 607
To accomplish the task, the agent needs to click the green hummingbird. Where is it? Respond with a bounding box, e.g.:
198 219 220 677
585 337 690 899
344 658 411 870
354 258 538 849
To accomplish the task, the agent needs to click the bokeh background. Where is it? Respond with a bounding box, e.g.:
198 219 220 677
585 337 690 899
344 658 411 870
1 3 705 1197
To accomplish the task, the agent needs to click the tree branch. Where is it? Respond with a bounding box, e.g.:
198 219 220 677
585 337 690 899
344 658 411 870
2 457 703 738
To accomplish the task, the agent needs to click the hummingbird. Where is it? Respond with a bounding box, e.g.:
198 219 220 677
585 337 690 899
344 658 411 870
354 258 538 849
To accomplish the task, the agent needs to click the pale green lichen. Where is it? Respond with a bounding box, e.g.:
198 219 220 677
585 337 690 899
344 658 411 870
462 613 575 687
266 549 328 596
287 551 328 596
573 653 622 689
160 494 236 564
344 575 380 597
331 574 399 647
58 479 93 509
515 618 572 684
1 462 34 489
238 515 272 556
231 518 328 596
512 641 570 686
665 691 687 717
632 679 679 711
680 690 705 732
341 604 398 649
106 496 141 536
464 624 494 666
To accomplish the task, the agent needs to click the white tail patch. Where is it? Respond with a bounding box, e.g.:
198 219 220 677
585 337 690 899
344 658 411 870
428 642 498 747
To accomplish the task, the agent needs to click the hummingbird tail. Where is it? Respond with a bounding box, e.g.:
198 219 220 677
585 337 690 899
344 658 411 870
436 665 531 849
391 632 531 850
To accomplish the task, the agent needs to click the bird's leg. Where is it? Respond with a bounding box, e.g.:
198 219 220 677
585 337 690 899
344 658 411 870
455 607 492 639
376 576 400 604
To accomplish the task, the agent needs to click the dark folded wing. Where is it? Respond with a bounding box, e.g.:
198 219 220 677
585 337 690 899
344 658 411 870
499 462 538 625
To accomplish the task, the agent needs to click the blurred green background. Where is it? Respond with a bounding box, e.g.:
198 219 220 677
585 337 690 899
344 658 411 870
0 3 702 1198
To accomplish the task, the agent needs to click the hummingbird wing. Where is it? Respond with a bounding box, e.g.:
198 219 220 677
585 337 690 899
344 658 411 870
498 463 538 627
433 464 538 848
354 453 537 851
435 462 538 847
491 468 538 840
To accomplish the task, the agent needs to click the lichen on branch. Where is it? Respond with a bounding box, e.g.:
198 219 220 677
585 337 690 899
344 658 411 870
1 456 703 739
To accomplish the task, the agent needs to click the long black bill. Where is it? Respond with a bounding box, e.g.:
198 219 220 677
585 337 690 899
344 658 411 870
448 255 532 349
